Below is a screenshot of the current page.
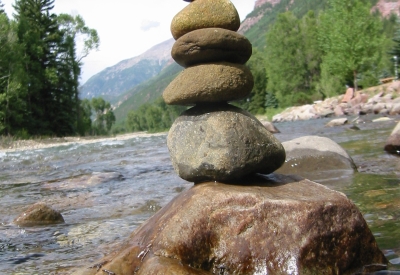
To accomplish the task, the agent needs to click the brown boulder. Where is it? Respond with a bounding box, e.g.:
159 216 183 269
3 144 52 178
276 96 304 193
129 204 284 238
170 0 240 40
163 62 254 105
172 28 252 67
14 202 65 226
384 121 400 155
72 174 387 275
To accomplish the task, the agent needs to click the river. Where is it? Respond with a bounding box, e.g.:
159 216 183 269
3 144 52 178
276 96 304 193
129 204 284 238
0 114 399 274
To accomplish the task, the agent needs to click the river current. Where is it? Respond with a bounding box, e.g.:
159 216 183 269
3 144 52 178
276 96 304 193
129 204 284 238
0 114 399 274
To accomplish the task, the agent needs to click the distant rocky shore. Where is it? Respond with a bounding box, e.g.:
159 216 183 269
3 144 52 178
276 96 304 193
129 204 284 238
272 81 400 122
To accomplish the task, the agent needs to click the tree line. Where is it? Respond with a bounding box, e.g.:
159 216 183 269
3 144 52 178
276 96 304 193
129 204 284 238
125 0 400 133
0 0 115 137
242 0 399 112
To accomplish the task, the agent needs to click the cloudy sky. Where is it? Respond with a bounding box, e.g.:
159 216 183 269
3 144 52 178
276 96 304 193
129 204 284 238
2 0 256 84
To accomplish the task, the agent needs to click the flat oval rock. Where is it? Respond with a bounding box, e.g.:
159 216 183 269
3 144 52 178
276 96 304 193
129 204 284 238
171 0 240 40
172 28 252 67
163 62 253 105
167 104 286 182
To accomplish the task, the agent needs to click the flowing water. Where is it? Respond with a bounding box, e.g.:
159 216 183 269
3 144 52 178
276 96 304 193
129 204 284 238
0 114 399 274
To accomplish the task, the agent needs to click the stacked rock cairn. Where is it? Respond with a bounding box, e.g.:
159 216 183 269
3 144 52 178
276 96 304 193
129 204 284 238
164 0 286 183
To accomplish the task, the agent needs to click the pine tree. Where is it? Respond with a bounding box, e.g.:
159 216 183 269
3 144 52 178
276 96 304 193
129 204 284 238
0 0 5 14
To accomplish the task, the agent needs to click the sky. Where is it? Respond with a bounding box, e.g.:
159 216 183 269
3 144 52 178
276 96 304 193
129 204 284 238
2 0 256 84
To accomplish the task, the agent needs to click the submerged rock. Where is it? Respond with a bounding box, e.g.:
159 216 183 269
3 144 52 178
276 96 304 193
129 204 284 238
170 0 240 40
277 135 357 177
167 104 286 182
72 174 387 275
384 121 400 155
14 202 65 226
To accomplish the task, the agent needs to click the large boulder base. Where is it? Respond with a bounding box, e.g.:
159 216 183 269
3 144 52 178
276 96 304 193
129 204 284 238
14 202 65 226
167 104 286 182
163 62 254 105
72 174 387 275
172 28 252 67
170 0 240 40
384 121 400 155
276 136 357 179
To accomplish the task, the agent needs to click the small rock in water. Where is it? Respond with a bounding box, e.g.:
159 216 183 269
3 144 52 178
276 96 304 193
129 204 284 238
325 117 348 127
384 121 400 155
171 0 240 40
14 202 65 226
167 104 286 182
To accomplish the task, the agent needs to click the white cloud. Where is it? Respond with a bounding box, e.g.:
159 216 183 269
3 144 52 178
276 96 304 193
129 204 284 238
141 20 161 31
2 0 256 83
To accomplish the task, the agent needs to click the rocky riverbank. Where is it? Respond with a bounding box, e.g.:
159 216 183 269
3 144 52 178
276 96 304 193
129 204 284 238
272 81 400 122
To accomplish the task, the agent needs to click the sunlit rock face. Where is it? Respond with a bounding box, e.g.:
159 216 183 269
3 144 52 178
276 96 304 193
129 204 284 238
72 174 387 275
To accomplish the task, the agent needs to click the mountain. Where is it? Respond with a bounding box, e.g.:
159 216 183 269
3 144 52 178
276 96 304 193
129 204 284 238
90 0 400 123
79 38 175 103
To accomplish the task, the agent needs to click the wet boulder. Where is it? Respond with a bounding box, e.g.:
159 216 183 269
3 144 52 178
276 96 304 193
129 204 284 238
276 136 357 180
14 202 65 226
384 121 400 155
167 104 286 182
72 174 387 275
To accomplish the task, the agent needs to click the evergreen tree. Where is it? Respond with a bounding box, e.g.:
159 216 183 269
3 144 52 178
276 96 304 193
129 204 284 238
318 0 383 94
0 0 4 14
0 12 26 135
14 0 67 135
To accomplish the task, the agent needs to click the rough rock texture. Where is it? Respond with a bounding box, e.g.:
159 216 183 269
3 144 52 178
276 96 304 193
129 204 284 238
167 104 286 182
384 121 400 155
171 0 240 40
172 28 252 67
72 174 387 275
277 136 357 177
163 62 254 105
14 202 65 226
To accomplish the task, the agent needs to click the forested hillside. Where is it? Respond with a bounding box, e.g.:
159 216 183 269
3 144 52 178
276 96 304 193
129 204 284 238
113 0 400 134
0 0 116 136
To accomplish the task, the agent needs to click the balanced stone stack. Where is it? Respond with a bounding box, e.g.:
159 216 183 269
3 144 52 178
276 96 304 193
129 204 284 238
164 0 286 183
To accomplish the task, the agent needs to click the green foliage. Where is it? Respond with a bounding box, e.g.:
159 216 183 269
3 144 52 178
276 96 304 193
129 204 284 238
126 97 186 133
90 97 116 135
0 0 100 137
318 0 383 92
265 11 321 107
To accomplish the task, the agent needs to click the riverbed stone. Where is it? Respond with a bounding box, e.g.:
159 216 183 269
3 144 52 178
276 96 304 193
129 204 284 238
72 174 387 275
170 0 240 40
276 136 357 181
163 62 254 105
172 28 252 67
14 202 65 226
167 104 285 182
384 121 400 155
325 117 348 127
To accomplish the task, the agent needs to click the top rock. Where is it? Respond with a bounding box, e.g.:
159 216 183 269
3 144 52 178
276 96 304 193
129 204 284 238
171 0 240 40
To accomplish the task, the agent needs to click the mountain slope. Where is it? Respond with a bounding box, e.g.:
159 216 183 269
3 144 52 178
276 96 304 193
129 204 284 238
79 39 175 103
109 0 400 123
